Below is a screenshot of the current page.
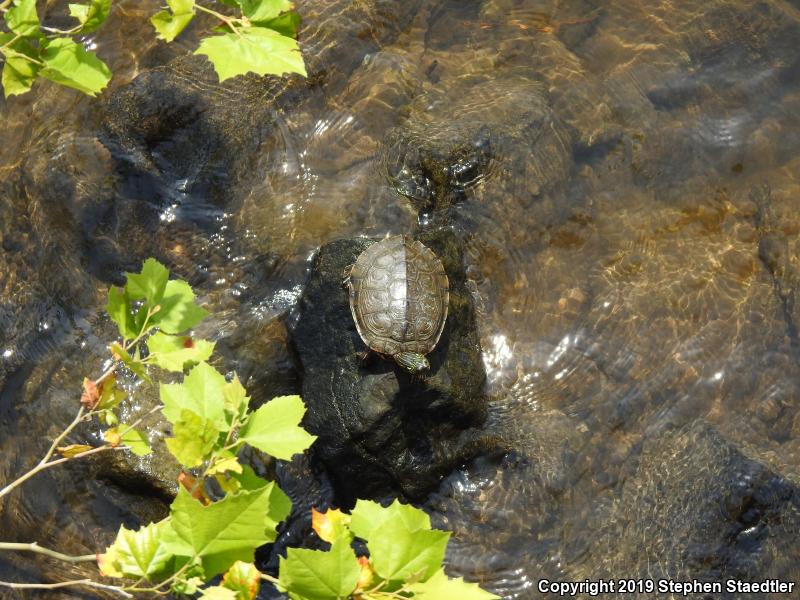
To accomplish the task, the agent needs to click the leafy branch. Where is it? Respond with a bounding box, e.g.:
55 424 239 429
0 0 306 98
0 259 498 599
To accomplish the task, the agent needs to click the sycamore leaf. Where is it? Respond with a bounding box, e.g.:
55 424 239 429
107 287 137 340
257 12 300 37
160 361 227 430
311 508 351 545
111 342 151 383
163 483 291 577
121 426 152 457
4 0 39 36
2 56 38 97
365 516 448 584
355 556 374 594
206 454 243 476
178 471 211 505
106 425 152 456
172 575 206 595
57 444 93 458
40 38 111 96
223 376 249 423
99 520 173 579
200 587 237 600
349 500 447 585
407 568 501 599
151 0 196 42
165 408 220 467
68 0 111 34
195 27 306 83
239 395 316 460
81 377 100 410
154 279 209 334
126 258 169 306
279 538 360 600
215 464 266 495
1 37 40 97
99 409 119 426
97 376 126 411
238 0 292 22
147 331 215 372
349 499 431 542
222 561 261 600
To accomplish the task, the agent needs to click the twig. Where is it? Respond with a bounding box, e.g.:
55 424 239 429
260 573 281 586
195 3 243 35
0 579 133 598
0 542 96 563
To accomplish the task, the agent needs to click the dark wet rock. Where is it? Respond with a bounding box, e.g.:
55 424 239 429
291 227 496 503
101 0 425 215
586 420 800 589
383 76 573 213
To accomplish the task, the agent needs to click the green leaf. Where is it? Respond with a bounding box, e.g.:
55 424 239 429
107 286 137 340
97 376 126 411
257 12 300 37
407 568 500 599
107 425 152 456
350 499 431 542
126 258 169 307
165 408 220 467
223 376 250 422
222 561 261 600
206 454 243 476
172 575 206 595
279 538 360 600
100 520 174 579
1 37 40 97
350 500 447 585
200 587 237 600
366 518 448 584
147 331 215 372
111 342 152 383
40 37 111 96
217 464 270 494
194 26 306 82
68 0 111 34
238 0 292 22
151 0 196 43
154 279 209 334
4 0 39 36
160 361 227 430
163 482 291 576
239 395 316 461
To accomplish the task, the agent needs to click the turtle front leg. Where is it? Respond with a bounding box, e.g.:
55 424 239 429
342 264 354 288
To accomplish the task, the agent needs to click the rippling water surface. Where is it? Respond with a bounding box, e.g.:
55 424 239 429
2 0 800 597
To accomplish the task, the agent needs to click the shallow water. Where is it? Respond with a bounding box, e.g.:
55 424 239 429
2 0 800 597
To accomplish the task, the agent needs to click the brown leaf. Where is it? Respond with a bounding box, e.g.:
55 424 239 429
178 471 210 505
81 378 100 409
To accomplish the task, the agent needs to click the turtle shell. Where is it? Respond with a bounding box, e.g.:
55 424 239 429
348 235 449 358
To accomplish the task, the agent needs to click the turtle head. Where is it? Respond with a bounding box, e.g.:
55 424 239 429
395 352 430 374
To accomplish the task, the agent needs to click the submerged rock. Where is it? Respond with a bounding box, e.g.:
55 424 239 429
382 76 573 213
291 227 496 503
586 420 800 588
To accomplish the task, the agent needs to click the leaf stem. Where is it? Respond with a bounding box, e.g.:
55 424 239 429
260 573 281 586
195 3 241 35
0 542 96 563
0 579 133 598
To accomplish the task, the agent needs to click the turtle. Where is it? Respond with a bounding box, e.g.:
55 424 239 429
343 235 449 374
